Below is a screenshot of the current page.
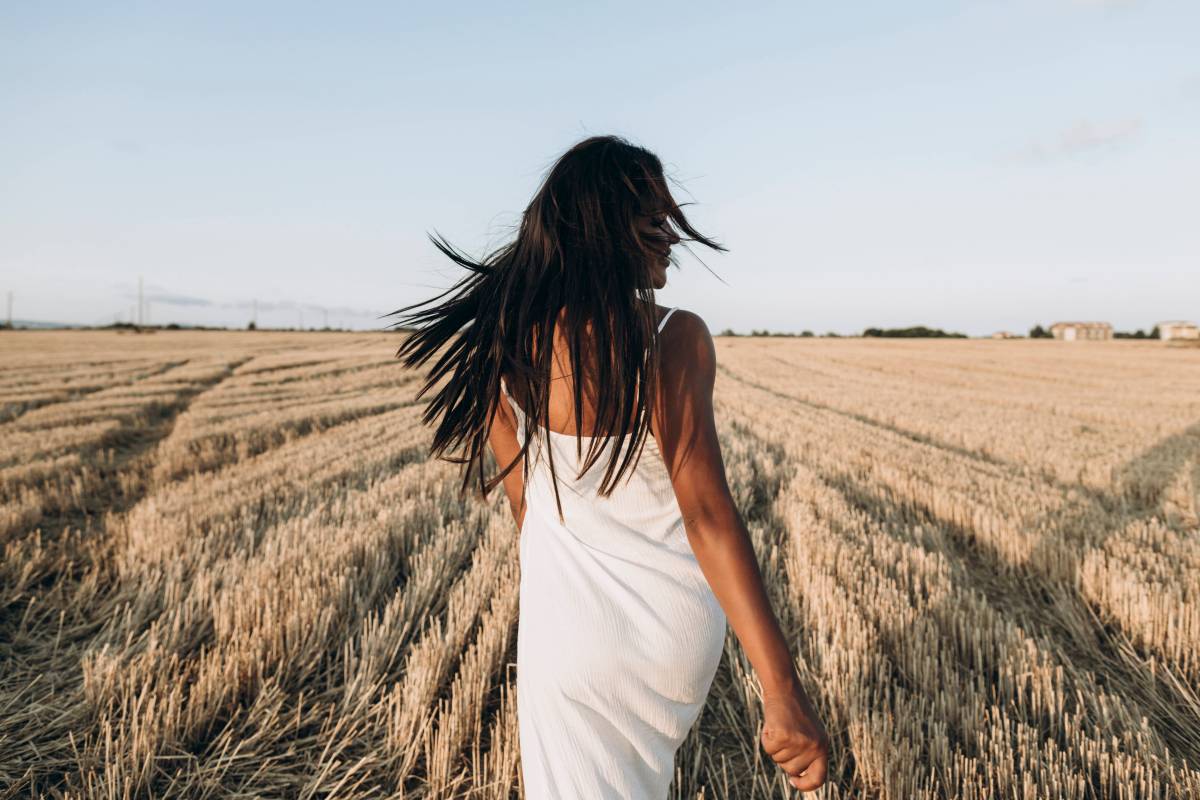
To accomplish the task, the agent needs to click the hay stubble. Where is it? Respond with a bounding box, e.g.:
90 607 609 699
1 331 1196 798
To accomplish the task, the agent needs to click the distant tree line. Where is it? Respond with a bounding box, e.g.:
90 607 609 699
103 321 221 331
719 326 963 338
709 324 1168 339
862 325 966 339
719 329 835 338
92 320 357 332
719 325 968 338
1114 326 1160 339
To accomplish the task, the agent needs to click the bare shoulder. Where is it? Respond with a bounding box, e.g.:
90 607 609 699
659 309 716 378
657 309 710 407
652 309 724 486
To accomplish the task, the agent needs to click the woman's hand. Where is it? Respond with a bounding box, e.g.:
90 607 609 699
760 681 831 793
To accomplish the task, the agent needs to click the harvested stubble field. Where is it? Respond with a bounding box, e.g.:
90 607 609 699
1 329 1198 799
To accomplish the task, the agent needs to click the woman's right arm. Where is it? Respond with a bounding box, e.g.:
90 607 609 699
487 384 526 532
653 310 830 793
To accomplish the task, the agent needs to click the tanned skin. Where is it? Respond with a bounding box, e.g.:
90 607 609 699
486 213 831 793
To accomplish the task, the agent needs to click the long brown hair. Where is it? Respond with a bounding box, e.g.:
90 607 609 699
384 135 725 520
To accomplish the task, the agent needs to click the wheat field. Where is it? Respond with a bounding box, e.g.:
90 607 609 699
1 329 1197 799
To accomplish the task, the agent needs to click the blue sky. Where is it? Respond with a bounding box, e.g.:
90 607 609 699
2 1 1196 334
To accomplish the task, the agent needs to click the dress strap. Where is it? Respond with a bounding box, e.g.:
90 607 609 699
657 307 677 334
499 375 520 418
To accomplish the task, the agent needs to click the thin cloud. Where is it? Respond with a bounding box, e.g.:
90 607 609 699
120 290 214 307
111 280 170 292
1007 117 1143 164
223 299 386 317
109 139 146 156
113 288 387 318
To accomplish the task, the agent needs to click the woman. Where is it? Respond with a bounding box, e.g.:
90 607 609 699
388 135 830 796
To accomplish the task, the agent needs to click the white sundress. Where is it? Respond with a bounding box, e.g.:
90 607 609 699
499 306 728 799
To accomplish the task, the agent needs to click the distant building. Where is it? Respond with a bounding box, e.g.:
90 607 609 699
1157 321 1199 341
990 331 1020 339
1050 321 1112 341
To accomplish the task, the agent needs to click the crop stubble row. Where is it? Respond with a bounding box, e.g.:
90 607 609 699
1 331 1197 798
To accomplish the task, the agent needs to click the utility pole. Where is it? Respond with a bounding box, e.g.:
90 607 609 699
137 276 144 326
252 298 258 327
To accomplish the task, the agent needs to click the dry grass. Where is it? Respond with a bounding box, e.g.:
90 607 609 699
1 329 1197 798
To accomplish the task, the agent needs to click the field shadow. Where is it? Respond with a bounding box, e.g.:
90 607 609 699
0 356 254 792
825 418 1200 792
715 351 1200 792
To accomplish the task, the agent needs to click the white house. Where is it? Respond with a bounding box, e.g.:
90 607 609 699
1157 321 1199 341
1050 321 1112 341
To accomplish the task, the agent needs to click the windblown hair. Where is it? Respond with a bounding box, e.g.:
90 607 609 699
384 134 724 521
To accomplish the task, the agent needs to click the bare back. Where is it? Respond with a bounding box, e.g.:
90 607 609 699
503 304 677 441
